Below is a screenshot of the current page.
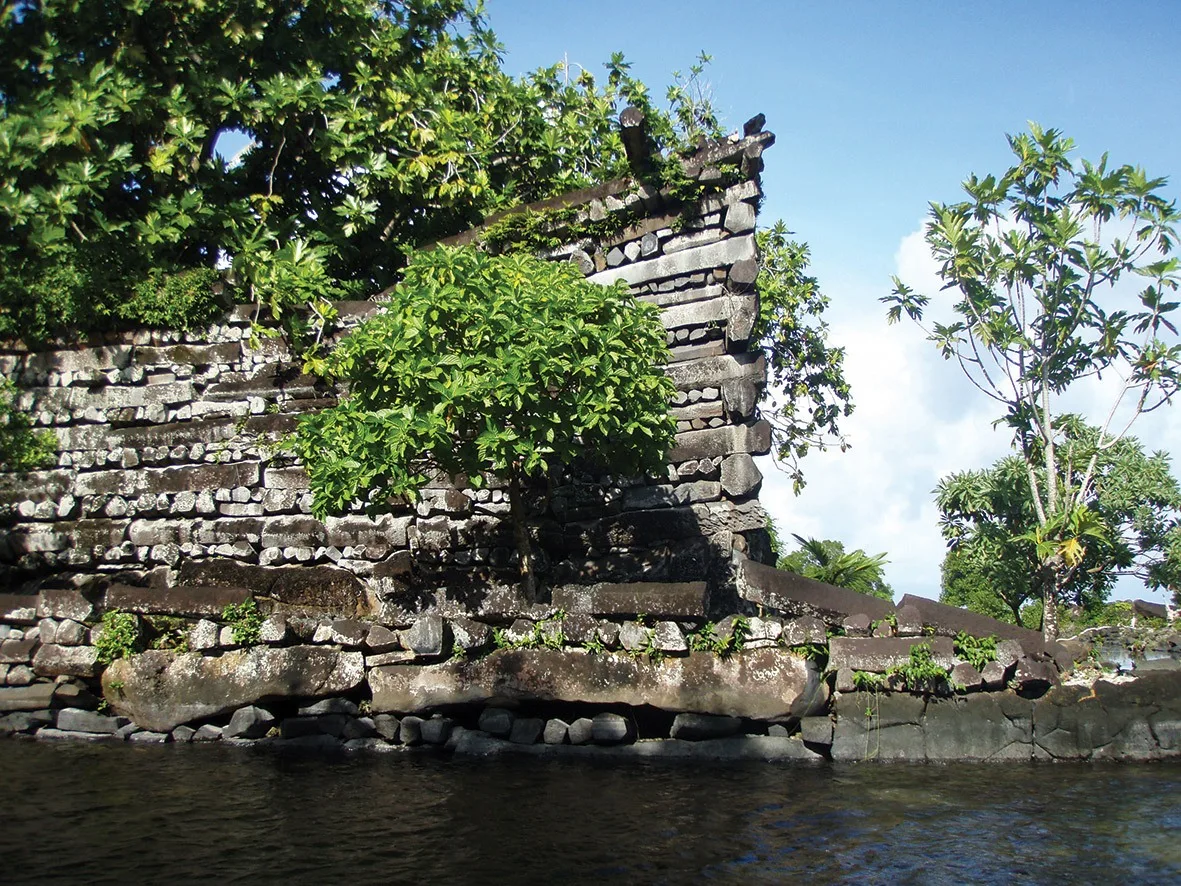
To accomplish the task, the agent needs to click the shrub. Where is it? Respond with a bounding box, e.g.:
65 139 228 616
95 610 141 665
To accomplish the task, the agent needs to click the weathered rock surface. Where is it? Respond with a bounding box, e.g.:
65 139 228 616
670 712 742 741
551 582 708 619
827 637 956 673
738 560 894 622
831 674 1181 762
103 646 364 732
56 708 127 735
104 583 251 617
370 648 815 720
591 712 633 744
32 644 98 677
226 705 277 739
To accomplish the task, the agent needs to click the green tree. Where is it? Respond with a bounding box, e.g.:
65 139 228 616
292 246 676 596
883 124 1181 640
940 546 1020 624
755 221 853 493
778 535 893 600
937 417 1181 629
0 0 722 343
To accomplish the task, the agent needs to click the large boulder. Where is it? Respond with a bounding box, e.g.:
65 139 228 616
369 648 817 720
103 645 364 732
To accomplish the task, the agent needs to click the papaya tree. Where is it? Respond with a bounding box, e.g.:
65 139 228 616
292 246 676 596
883 124 1181 640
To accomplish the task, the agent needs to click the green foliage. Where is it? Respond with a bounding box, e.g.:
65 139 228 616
221 599 263 646
779 535 894 600
790 642 830 669
685 617 748 657
145 615 190 652
755 221 853 493
492 617 565 651
686 621 720 652
953 632 998 671
940 545 1021 625
584 633 607 655
477 205 629 257
0 1 725 342
294 246 675 593
0 380 57 472
118 267 225 332
938 417 1181 628
95 610 141 665
884 124 1180 639
852 670 886 691
886 643 949 693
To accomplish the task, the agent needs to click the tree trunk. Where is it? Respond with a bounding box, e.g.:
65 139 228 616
1040 560 1061 642
507 469 536 601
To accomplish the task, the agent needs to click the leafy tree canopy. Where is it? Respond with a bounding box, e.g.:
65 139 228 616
778 534 893 600
937 416 1181 629
883 124 1180 639
755 221 853 493
0 0 721 343
2 1 852 495
292 245 676 594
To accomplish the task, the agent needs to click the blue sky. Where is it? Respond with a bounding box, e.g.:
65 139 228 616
488 0 1181 602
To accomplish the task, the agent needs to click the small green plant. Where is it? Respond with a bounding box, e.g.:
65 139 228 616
954 632 998 671
584 634 606 655
357 700 372 715
95 610 141 665
726 616 751 654
146 615 190 652
852 670 886 691
686 621 719 652
221 599 263 646
642 630 665 664
0 379 57 472
539 621 565 651
790 642 830 669
887 642 949 694
117 266 224 331
685 617 750 658
492 627 511 649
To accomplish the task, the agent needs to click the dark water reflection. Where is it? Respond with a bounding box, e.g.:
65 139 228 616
1 741 1178 884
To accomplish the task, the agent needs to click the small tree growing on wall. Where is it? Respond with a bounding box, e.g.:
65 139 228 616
293 246 676 596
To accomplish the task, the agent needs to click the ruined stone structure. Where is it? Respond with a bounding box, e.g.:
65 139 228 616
1 115 1178 761
0 120 777 610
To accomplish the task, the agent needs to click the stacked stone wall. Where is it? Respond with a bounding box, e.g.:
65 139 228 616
0 125 778 610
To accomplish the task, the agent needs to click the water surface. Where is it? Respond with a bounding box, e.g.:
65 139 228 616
1 741 1177 884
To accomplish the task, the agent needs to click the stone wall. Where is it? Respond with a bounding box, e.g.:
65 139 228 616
0 122 778 614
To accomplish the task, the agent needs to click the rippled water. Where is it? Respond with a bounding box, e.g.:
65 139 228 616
1 741 1178 884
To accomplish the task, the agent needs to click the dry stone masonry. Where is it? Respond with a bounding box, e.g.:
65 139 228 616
1 113 1178 761
0 119 778 609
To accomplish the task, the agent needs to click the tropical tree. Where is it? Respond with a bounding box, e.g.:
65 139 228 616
883 124 1181 639
937 417 1181 629
778 535 893 600
755 221 853 493
0 0 722 343
292 246 676 596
